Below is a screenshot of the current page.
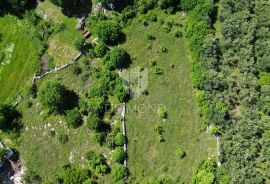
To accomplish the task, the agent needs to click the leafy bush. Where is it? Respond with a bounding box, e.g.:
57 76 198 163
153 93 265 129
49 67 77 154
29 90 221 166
192 160 217 184
157 107 167 118
180 0 199 11
104 47 131 70
56 165 90 184
94 42 108 57
74 35 86 51
112 147 125 163
115 133 126 146
88 152 109 174
72 66 82 75
138 0 157 14
111 165 128 182
65 109 82 128
38 82 78 114
87 114 101 130
176 148 186 159
92 132 105 145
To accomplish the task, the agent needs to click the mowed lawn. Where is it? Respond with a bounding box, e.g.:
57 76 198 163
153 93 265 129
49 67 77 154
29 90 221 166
36 1 81 66
122 11 216 183
0 15 42 103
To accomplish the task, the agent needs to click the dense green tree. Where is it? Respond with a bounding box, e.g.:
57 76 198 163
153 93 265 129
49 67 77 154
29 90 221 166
180 0 199 11
104 47 131 70
38 82 78 113
57 165 90 184
112 147 125 163
88 152 109 174
87 96 105 114
158 0 179 9
65 109 82 128
137 0 157 13
95 20 122 45
111 165 127 182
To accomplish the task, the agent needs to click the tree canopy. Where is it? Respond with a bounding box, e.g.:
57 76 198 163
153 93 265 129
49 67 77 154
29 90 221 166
95 20 122 45
38 82 78 113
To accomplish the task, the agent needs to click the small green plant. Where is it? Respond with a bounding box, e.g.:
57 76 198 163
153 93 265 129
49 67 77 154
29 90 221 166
176 148 186 159
174 30 183 38
142 90 149 95
150 60 157 66
154 125 163 134
161 46 168 53
58 133 68 144
157 107 167 119
147 33 156 40
155 67 163 75
158 134 165 142
72 66 82 75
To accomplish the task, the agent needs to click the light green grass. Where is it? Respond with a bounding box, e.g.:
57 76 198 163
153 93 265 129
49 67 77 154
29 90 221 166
36 1 80 66
0 15 42 103
122 10 216 183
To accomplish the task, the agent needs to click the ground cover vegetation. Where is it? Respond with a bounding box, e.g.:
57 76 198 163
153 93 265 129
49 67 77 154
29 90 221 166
2 0 270 183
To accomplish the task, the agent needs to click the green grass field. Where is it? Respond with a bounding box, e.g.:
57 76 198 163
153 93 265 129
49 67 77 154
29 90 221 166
18 61 112 181
0 15 42 103
36 1 81 66
122 10 216 183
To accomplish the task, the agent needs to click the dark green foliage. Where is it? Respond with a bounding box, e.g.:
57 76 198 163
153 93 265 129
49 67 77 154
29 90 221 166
92 132 105 145
112 77 129 102
0 147 6 163
94 42 108 57
0 0 36 14
57 165 90 184
74 35 86 51
180 0 199 11
0 104 20 131
95 20 122 45
72 66 82 75
104 47 131 70
138 0 157 14
38 82 78 114
87 114 101 131
87 152 109 174
28 83 37 98
111 165 128 182
65 109 82 128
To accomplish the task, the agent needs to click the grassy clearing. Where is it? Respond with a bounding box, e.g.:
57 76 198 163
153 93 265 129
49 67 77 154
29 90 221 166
0 15 42 103
18 60 111 181
36 1 80 66
122 10 216 183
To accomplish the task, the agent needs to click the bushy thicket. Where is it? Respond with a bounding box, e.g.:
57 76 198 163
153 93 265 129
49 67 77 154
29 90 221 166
187 0 270 182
